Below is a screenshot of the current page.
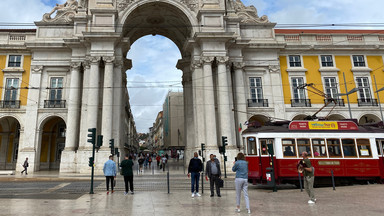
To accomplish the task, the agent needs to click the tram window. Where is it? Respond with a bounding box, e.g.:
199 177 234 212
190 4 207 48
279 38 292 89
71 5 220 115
297 139 312 157
327 139 342 157
312 139 327 157
260 139 274 155
376 141 381 155
247 137 257 155
282 139 296 157
341 139 357 157
356 139 371 157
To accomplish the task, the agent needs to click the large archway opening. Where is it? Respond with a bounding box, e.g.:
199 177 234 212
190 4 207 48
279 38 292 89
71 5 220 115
0 116 20 170
39 116 66 171
121 2 193 155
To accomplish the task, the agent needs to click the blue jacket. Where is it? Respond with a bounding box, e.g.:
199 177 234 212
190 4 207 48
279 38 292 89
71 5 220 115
232 160 248 179
103 159 117 176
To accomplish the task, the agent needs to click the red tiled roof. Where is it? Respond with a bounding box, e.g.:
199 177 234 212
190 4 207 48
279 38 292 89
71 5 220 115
275 29 384 34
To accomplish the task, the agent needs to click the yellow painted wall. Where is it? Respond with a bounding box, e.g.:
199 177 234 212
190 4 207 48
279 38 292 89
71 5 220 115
280 56 291 104
20 55 31 106
303 56 323 104
50 134 57 162
335 56 357 104
40 134 49 162
367 56 384 103
0 55 6 98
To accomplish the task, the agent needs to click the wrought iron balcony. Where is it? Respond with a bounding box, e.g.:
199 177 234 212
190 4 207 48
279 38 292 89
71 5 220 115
357 98 378 106
291 99 311 107
44 100 66 108
247 99 269 107
324 98 345 106
0 100 20 108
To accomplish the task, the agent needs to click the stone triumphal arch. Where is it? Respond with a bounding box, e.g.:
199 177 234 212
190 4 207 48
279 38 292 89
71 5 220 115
17 0 281 173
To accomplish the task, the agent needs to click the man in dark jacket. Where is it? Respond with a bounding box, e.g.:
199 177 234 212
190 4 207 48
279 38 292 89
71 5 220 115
187 152 203 198
21 157 28 175
120 155 134 195
205 154 221 197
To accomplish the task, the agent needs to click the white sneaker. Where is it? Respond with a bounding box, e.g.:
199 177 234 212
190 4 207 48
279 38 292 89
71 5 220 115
191 193 195 198
308 200 315 204
247 209 251 214
235 209 240 213
124 192 128 195
195 192 201 197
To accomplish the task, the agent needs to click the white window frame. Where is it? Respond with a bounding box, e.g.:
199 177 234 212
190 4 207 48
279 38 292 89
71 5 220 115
290 77 307 100
249 77 264 100
2 74 21 101
323 77 339 98
355 77 373 101
288 55 303 68
49 77 64 101
5 54 24 69
351 55 366 67
320 55 334 67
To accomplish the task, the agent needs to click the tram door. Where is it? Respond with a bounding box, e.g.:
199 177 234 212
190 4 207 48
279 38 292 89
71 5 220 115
259 139 275 181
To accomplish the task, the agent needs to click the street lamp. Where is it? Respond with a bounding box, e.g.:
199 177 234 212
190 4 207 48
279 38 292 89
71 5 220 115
374 75 384 121
334 87 359 119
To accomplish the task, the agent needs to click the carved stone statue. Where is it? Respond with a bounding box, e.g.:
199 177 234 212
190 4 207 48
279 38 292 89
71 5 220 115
43 0 79 23
233 0 269 24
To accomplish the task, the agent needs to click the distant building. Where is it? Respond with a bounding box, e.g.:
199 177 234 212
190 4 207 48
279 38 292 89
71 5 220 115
163 92 184 149
153 111 164 150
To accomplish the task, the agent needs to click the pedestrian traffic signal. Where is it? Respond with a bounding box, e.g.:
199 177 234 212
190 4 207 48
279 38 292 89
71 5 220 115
219 146 224 154
109 139 114 155
201 143 205 152
87 128 96 144
221 136 228 153
88 157 94 167
97 135 103 148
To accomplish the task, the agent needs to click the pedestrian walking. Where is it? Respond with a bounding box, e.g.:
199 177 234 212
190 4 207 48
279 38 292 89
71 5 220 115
205 154 221 197
156 155 161 167
21 157 28 175
187 152 203 198
120 155 134 195
103 155 117 195
161 154 167 171
299 151 316 204
138 156 144 174
148 155 152 168
232 152 251 214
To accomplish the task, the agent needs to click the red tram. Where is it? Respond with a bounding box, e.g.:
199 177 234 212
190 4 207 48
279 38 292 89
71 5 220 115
242 120 384 185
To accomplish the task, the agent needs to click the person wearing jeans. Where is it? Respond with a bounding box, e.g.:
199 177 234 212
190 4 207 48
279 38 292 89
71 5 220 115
232 152 250 214
187 152 203 198
103 155 117 195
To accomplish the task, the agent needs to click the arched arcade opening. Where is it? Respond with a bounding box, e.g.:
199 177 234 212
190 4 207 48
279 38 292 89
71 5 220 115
0 116 20 170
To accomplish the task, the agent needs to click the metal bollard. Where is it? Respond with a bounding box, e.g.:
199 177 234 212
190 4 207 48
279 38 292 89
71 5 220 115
331 170 336 191
137 164 139 175
167 171 170 194
298 171 303 192
152 163 154 175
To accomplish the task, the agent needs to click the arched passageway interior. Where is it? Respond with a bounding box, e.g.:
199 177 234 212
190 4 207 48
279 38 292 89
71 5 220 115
359 114 381 125
327 114 346 120
248 115 269 127
39 117 66 170
0 117 20 170
292 114 308 121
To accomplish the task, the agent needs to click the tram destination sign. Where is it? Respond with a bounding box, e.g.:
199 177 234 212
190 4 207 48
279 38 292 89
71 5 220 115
289 121 358 131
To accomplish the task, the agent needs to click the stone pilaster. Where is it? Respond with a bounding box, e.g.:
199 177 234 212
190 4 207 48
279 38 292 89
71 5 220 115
101 56 115 151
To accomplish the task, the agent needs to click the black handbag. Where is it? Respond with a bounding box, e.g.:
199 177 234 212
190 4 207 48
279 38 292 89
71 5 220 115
218 178 224 188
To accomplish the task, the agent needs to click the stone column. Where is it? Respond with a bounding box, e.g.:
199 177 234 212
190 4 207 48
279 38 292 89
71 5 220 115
234 62 248 138
101 57 114 150
60 62 82 172
269 65 286 119
202 56 218 149
86 57 101 142
217 56 235 147
192 60 205 148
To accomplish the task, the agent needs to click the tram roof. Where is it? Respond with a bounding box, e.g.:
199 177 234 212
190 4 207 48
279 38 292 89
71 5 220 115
242 123 384 134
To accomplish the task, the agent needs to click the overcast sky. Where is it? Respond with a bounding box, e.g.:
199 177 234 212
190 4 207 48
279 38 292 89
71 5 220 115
1 0 383 132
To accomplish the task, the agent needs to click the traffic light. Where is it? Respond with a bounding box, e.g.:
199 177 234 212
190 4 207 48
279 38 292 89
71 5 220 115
201 143 205 152
267 143 274 156
221 136 228 154
87 128 96 144
109 139 114 155
88 157 94 167
114 148 118 155
97 135 103 148
219 146 224 154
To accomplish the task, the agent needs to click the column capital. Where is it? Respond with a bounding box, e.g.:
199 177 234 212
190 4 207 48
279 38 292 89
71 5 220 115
70 62 82 70
233 62 245 70
176 58 191 70
31 65 43 74
201 56 215 64
269 65 280 73
103 56 115 64
86 56 101 64
217 56 229 64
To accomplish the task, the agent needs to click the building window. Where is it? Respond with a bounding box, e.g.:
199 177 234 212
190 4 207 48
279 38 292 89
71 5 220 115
4 78 19 101
249 77 264 99
50 77 63 100
289 55 301 67
356 77 372 101
352 55 365 67
8 55 22 67
292 77 305 99
321 55 333 67
247 137 257 155
324 77 338 98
